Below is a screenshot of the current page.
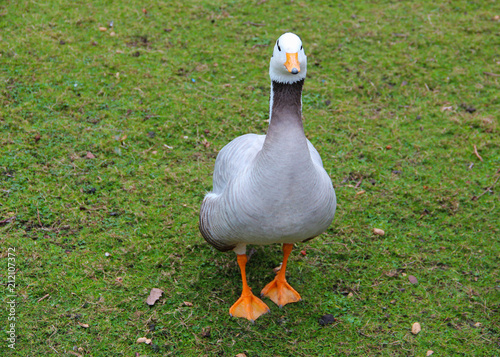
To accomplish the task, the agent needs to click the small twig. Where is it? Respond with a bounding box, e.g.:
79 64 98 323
0 216 15 225
244 21 265 27
251 44 269 49
354 177 363 188
483 72 500 77
472 172 500 201
37 207 43 227
473 145 483 162
37 294 50 302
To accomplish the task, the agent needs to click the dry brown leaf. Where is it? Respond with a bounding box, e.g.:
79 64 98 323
146 288 164 306
385 270 398 277
183 301 193 307
408 275 418 284
426 351 434 356
235 354 247 357
99 26 107 32
356 190 366 195
411 322 421 335
373 228 385 236
78 322 89 328
474 322 482 327
273 263 282 274
136 337 148 343
86 151 96 159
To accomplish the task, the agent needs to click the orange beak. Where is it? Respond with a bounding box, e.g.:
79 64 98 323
284 53 300 74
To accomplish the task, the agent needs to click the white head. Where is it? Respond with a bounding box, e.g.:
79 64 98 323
269 32 307 84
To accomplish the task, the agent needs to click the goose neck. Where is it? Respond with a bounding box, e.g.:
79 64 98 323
269 79 304 126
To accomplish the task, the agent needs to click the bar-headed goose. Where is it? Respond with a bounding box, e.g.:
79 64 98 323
200 32 336 321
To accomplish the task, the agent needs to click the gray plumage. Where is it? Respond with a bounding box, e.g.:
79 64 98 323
200 37 336 254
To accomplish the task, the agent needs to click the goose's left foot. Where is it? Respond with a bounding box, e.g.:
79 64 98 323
261 243 302 307
261 275 301 307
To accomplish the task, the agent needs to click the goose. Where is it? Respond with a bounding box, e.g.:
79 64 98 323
199 32 336 321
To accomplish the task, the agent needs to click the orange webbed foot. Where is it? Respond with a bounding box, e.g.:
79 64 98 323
261 276 302 308
229 292 270 322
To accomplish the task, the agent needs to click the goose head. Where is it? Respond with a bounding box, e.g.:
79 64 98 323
269 32 307 84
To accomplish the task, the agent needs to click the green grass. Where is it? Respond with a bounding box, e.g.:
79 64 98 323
1 0 499 355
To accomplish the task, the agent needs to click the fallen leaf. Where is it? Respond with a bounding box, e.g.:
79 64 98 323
235 354 247 357
34 134 41 142
474 322 482 328
136 337 147 343
411 322 421 335
408 275 418 284
78 322 89 328
373 228 385 236
86 151 96 159
99 26 107 32
385 270 398 277
347 292 354 298
110 31 116 36
300 249 306 256
183 301 193 307
115 277 123 283
426 351 434 356
441 106 453 112
146 288 164 306
142 8 147 14
145 338 152 344
273 263 282 274
386 145 392 149
356 190 366 195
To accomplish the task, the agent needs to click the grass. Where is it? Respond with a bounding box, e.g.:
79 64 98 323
1 0 499 355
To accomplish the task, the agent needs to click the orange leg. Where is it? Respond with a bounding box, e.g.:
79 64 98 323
261 243 302 307
229 254 270 322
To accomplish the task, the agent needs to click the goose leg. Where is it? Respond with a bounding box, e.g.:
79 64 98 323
261 243 302 307
229 254 270 321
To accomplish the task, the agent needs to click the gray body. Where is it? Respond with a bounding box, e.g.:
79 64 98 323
200 79 336 252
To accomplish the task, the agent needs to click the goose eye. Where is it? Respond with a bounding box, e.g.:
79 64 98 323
277 40 281 51
300 45 303 50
